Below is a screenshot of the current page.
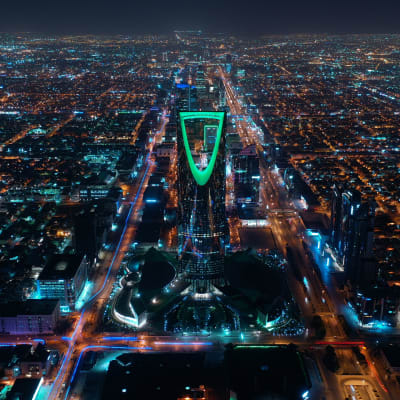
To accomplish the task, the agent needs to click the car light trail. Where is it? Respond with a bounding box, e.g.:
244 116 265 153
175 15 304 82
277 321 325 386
0 342 42 347
315 341 365 346
102 336 138 341
154 341 213 346
365 355 389 393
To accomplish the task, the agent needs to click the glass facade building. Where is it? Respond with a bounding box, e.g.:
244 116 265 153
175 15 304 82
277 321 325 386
37 254 89 312
330 185 376 286
233 144 260 205
177 111 227 293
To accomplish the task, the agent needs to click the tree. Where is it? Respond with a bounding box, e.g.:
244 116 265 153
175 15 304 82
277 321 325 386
311 315 326 339
323 345 340 372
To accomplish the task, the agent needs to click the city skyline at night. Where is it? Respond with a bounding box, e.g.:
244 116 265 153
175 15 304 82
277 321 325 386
0 29 399 400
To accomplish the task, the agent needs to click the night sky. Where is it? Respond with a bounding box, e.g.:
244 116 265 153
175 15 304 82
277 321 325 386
1 0 400 35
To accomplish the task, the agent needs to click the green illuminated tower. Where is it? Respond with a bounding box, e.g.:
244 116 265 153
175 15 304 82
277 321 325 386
177 111 227 293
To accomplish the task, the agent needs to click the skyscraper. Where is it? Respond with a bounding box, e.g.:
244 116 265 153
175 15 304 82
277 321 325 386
330 186 376 286
175 83 198 112
330 183 343 250
233 144 260 205
177 111 227 293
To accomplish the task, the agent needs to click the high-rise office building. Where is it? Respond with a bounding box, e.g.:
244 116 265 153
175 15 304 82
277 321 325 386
233 144 260 205
330 183 343 249
217 77 227 110
330 186 376 286
177 111 227 293
175 83 198 112
195 66 207 97
74 208 97 266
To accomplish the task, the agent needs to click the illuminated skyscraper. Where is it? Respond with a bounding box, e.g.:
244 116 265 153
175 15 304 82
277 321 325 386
330 186 376 286
177 111 227 293
233 144 260 205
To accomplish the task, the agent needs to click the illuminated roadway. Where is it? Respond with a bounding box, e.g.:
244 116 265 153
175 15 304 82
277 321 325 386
51 80 387 400
43 110 170 400
219 67 395 400
2 81 398 400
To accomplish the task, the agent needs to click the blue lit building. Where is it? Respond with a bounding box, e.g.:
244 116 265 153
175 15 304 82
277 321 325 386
38 254 89 312
0 299 60 335
349 287 400 328
330 185 376 286
330 183 343 251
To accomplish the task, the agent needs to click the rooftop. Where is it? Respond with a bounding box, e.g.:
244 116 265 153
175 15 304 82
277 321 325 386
39 254 85 280
0 299 59 317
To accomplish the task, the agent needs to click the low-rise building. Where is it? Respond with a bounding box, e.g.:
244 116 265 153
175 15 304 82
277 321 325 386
155 143 175 160
0 300 60 335
6 377 43 399
0 344 54 379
